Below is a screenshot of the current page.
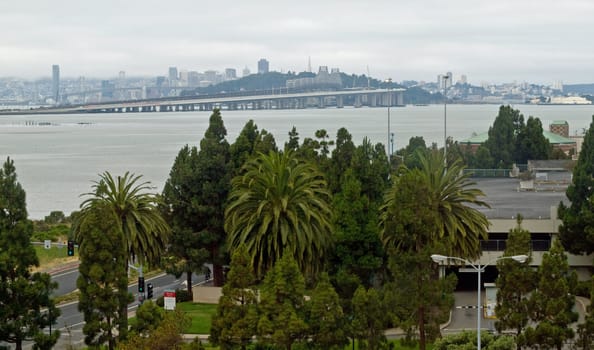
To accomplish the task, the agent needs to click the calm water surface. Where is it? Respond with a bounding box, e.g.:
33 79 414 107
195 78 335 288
1 104 593 218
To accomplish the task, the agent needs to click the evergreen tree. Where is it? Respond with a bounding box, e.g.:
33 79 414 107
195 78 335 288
380 152 489 350
558 115 594 254
515 116 551 164
351 137 390 204
328 127 356 193
132 300 165 335
0 157 60 350
306 273 349 349
495 216 536 343
210 246 258 350
329 170 383 298
383 247 456 348
257 255 308 350
521 240 577 350
161 145 210 298
73 171 169 337
229 120 260 174
194 108 232 286
575 276 594 350
284 126 300 152
77 205 130 350
351 286 387 350
483 105 525 168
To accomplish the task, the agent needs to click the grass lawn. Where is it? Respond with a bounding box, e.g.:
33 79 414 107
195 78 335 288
33 245 78 270
177 302 217 334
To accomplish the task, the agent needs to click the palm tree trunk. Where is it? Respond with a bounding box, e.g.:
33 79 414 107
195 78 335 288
186 270 193 300
213 264 224 287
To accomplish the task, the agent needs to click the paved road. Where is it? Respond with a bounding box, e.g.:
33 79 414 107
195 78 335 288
443 290 589 334
18 271 204 350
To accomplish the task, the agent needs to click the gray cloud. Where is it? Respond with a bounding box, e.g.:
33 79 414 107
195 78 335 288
2 0 594 83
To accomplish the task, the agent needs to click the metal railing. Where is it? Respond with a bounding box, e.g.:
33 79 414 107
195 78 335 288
480 239 551 252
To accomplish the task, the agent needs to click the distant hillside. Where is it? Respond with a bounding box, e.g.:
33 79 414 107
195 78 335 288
180 71 442 105
563 83 594 95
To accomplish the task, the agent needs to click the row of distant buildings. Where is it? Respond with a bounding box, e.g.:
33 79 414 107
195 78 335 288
46 59 273 105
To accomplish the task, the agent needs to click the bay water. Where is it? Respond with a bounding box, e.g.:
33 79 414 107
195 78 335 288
1 104 593 219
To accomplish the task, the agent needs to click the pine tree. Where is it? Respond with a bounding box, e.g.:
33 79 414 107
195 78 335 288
257 255 308 350
306 273 349 349
575 276 594 349
210 246 258 350
194 108 232 286
351 286 387 350
77 205 131 350
495 216 536 341
0 157 60 350
558 115 594 254
521 240 577 350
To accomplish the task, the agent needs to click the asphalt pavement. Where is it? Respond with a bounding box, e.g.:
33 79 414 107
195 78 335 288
18 268 204 350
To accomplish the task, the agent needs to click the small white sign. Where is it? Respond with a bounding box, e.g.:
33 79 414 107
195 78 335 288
44 240 51 249
164 290 176 310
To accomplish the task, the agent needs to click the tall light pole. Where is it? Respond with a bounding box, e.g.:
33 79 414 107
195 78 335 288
431 254 528 350
386 78 393 161
443 75 449 166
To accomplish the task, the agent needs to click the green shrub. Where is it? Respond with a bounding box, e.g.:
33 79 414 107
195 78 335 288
574 279 592 298
176 288 192 302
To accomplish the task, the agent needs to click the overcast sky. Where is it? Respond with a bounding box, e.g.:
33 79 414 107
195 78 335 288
2 0 594 84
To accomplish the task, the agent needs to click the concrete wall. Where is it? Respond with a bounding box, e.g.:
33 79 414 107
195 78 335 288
192 286 222 304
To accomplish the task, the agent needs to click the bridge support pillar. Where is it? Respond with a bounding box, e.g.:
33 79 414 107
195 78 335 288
336 96 344 108
318 97 325 108
370 94 377 107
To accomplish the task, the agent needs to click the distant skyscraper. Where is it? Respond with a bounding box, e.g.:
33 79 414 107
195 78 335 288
460 74 467 84
445 72 453 88
307 56 312 72
242 66 251 77
258 59 269 74
52 65 60 104
225 68 237 80
168 67 178 82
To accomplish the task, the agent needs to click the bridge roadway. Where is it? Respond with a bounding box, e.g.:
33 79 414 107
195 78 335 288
3 88 405 115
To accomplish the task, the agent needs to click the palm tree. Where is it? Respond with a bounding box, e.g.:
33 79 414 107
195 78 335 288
73 171 170 266
379 151 489 350
225 151 333 278
72 171 171 340
380 151 490 259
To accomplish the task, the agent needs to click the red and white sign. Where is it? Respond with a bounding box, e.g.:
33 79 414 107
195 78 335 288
164 290 176 310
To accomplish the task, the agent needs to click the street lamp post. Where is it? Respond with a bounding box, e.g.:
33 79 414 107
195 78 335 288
430 254 528 350
386 78 393 161
443 75 449 166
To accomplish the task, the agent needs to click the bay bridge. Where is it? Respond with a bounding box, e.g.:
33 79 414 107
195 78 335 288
4 88 405 114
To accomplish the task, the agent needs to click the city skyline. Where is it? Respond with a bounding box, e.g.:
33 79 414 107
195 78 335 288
2 0 594 84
